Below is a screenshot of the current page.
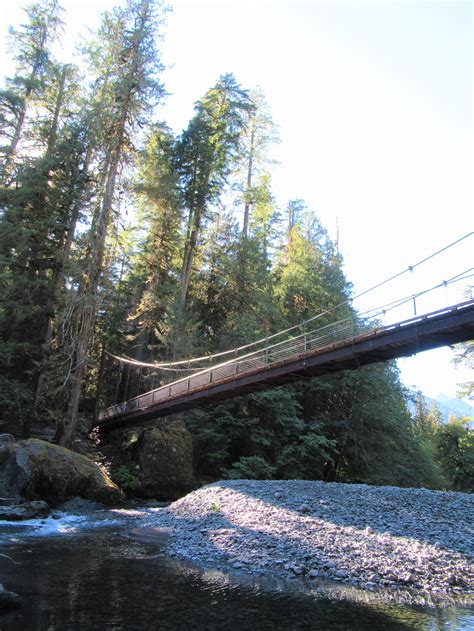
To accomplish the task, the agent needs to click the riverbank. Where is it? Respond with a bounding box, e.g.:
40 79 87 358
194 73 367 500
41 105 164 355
141 480 474 604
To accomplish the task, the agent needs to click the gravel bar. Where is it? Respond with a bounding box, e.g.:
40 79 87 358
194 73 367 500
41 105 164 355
143 480 474 601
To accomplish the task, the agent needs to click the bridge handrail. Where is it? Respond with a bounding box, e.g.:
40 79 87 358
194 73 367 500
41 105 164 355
98 300 474 421
99 317 355 419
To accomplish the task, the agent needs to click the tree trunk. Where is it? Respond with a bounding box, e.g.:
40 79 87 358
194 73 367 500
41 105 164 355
33 150 92 411
54 121 125 448
45 65 68 154
242 114 256 238
180 199 202 305
180 227 197 304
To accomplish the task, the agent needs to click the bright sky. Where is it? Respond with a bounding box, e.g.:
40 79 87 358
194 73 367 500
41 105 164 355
1 0 473 401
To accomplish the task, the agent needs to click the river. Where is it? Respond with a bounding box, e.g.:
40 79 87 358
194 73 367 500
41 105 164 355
0 508 472 630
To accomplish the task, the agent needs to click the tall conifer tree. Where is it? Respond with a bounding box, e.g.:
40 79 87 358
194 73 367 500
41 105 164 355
54 0 167 447
0 0 63 187
174 74 251 305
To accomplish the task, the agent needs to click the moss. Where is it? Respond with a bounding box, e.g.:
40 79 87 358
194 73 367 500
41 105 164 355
1 439 123 506
136 423 197 500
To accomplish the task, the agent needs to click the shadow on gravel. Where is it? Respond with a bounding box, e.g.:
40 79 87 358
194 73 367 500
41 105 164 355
141 481 473 608
140 507 460 609
216 481 473 558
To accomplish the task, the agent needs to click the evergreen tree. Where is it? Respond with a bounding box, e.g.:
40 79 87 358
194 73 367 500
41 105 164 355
192 171 285 361
275 207 351 327
236 88 278 239
187 388 332 481
0 57 88 435
0 0 63 186
174 74 251 305
436 418 474 492
299 365 438 487
126 123 182 359
226 173 282 342
454 340 473 401
188 211 242 351
54 0 167 447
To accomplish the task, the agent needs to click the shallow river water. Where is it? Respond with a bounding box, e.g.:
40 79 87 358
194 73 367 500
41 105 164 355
0 508 472 630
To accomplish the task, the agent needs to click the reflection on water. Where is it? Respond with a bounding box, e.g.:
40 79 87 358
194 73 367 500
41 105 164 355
0 527 472 630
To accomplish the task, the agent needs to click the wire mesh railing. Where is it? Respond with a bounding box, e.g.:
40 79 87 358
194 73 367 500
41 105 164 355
99 300 474 422
98 318 358 419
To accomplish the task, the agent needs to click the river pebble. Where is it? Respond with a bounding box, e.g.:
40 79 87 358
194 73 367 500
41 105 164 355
143 480 474 597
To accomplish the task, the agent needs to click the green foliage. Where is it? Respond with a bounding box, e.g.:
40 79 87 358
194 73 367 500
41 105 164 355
223 456 277 480
454 340 473 401
0 0 64 179
0 373 33 435
175 73 251 208
112 464 141 491
275 211 351 326
174 73 252 304
0 97 89 428
436 419 474 492
120 123 183 359
188 385 333 482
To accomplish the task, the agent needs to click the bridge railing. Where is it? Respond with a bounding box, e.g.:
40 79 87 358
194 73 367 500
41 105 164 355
98 316 361 420
98 300 474 422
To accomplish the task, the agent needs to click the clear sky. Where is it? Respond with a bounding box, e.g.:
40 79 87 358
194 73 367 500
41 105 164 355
1 0 473 401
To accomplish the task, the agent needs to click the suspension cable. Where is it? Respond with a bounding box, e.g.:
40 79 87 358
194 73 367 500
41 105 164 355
106 268 473 372
108 232 473 369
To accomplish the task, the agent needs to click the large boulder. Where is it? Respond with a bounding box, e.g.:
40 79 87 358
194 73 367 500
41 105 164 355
136 422 197 500
0 439 123 506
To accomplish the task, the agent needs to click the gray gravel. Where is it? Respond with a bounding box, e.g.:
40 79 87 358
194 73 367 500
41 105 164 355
143 480 474 600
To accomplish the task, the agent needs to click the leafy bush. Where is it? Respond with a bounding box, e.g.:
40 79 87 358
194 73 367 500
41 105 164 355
223 455 276 480
112 464 140 491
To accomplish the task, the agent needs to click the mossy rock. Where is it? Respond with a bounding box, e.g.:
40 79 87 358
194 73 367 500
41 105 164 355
136 422 197 500
0 438 123 506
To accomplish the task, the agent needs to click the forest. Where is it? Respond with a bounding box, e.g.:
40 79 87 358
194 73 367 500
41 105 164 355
0 0 472 494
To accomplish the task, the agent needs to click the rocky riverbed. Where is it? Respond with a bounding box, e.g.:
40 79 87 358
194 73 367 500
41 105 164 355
142 480 474 603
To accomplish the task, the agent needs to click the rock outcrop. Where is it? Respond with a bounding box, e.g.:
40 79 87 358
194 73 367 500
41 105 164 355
135 422 197 500
0 500 49 521
0 438 123 506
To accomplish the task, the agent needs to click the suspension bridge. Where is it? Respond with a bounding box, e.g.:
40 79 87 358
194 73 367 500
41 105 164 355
96 234 474 433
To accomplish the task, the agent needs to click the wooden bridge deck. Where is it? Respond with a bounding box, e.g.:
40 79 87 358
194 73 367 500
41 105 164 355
96 301 474 432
